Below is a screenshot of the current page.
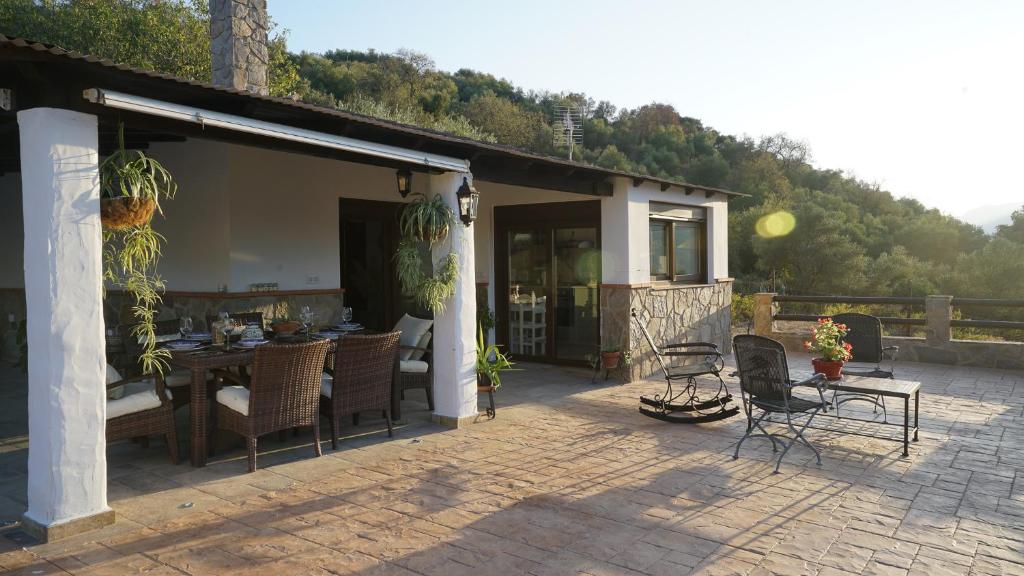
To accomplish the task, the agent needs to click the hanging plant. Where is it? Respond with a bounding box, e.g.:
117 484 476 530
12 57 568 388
101 123 177 375
399 192 453 245
394 195 459 314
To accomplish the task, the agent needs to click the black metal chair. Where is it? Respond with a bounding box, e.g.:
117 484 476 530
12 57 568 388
732 335 829 473
830 313 899 420
630 308 738 423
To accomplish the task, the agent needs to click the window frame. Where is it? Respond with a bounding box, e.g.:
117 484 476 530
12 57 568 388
648 215 707 284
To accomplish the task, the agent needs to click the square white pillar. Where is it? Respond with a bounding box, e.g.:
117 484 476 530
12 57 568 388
18 108 112 540
429 172 478 426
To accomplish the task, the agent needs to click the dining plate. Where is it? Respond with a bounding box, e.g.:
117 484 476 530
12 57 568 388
186 332 212 341
236 339 269 348
332 323 364 331
165 340 202 351
316 330 344 338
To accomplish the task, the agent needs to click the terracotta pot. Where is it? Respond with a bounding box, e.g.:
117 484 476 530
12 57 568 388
811 358 844 381
271 321 301 336
601 351 621 369
477 373 495 391
100 197 156 229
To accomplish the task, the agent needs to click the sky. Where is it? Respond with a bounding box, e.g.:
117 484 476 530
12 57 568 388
267 0 1023 221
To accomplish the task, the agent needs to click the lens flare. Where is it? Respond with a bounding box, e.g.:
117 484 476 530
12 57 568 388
755 211 796 238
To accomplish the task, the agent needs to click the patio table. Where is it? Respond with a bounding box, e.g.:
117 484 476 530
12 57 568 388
169 335 401 467
168 347 254 467
772 373 920 457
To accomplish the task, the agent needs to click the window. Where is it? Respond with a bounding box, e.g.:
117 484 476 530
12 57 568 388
649 203 707 283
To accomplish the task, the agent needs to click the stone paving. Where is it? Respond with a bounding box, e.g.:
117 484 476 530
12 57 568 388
0 354 1022 575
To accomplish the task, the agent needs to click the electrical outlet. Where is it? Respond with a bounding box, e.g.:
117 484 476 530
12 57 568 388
306 274 319 285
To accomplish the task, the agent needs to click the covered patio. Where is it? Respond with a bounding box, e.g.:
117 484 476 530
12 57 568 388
1 355 1021 575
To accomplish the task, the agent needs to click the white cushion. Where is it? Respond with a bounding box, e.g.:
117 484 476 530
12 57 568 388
217 385 250 416
320 372 334 398
106 364 125 400
394 314 432 361
164 370 191 388
400 360 429 374
107 388 162 420
408 331 431 361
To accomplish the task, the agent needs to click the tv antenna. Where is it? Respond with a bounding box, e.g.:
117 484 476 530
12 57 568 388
553 105 583 161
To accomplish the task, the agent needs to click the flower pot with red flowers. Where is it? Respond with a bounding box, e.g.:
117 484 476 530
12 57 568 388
804 318 853 381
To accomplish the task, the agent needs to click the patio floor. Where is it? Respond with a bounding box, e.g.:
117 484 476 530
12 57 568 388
0 355 1022 575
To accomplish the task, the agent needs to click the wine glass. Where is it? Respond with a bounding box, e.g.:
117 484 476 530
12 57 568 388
300 306 314 340
342 307 353 324
179 316 193 340
221 317 235 351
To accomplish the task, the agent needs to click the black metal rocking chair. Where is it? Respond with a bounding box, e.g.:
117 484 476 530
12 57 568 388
631 309 739 423
733 335 829 473
830 313 899 421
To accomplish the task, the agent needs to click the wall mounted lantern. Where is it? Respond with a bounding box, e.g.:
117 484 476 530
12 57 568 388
456 176 479 226
395 168 412 198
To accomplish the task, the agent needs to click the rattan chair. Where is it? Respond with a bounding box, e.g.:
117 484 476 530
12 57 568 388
831 313 899 420
732 335 829 473
106 367 179 464
211 340 330 472
320 331 401 449
119 318 194 411
393 316 434 413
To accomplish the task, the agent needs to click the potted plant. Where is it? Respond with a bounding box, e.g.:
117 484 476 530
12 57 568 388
476 325 515 389
100 124 176 229
100 123 178 375
600 346 623 369
394 194 460 314
804 317 853 380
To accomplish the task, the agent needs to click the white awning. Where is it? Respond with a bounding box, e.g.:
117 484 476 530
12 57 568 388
82 88 469 173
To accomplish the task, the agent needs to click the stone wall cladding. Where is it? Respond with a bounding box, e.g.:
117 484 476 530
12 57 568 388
602 281 732 381
210 0 269 95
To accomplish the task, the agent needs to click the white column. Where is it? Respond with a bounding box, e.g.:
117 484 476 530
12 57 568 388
19 108 112 540
429 171 478 426
601 177 648 285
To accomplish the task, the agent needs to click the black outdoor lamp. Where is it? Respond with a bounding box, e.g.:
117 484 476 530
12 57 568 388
395 168 413 198
456 176 479 226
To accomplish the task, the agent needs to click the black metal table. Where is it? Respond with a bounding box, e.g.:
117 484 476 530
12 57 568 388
775 373 921 457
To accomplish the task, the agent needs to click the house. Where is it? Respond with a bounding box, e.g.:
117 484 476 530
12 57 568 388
0 0 741 541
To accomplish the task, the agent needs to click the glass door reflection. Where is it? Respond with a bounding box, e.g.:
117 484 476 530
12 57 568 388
554 227 600 361
507 229 549 357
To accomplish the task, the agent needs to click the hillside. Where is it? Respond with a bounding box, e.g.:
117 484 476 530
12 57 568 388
2 0 1023 303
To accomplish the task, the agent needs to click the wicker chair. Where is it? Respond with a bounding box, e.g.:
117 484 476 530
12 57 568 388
119 318 194 411
211 340 330 472
320 331 401 449
831 313 899 420
105 366 179 464
732 335 829 473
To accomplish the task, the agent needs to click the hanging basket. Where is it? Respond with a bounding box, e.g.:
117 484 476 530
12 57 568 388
101 197 156 229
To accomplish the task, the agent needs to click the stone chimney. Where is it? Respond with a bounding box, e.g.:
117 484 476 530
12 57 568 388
210 0 269 95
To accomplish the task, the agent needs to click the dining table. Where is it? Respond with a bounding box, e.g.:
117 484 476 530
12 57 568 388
168 332 401 468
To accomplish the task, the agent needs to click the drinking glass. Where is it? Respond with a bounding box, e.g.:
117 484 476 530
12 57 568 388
342 307 353 324
180 316 193 339
300 306 314 340
221 317 235 351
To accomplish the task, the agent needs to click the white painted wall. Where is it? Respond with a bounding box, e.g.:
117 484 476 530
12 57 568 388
147 139 420 292
605 177 730 285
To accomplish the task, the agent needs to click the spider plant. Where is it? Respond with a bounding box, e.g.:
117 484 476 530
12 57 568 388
100 123 176 208
100 123 178 375
394 196 460 315
399 193 453 245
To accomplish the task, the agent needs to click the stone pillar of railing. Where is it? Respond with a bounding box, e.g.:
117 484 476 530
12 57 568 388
925 295 953 345
753 293 776 337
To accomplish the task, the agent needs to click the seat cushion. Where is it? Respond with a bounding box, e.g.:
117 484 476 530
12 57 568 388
394 314 432 361
408 331 432 361
106 364 125 400
107 388 162 420
400 360 429 374
320 371 334 398
216 385 250 415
